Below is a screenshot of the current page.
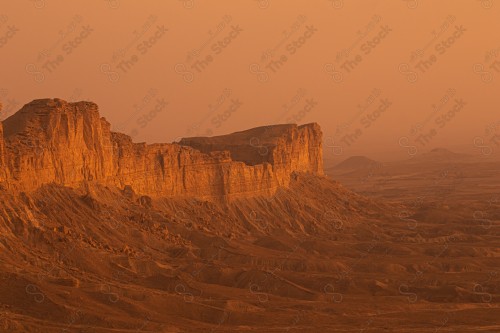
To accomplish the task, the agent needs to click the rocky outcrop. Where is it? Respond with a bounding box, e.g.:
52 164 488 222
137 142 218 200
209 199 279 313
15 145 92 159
0 99 323 200
180 123 323 187
0 118 6 184
2 99 115 190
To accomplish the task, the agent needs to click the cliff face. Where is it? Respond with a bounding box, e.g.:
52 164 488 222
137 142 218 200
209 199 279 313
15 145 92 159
2 99 115 190
179 123 323 187
0 103 6 184
0 119 5 184
0 99 323 200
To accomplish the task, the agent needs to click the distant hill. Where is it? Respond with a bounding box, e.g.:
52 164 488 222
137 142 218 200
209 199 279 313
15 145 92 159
334 155 381 170
411 148 473 163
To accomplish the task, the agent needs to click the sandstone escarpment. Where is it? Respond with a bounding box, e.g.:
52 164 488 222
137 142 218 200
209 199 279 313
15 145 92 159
3 99 111 185
180 122 323 187
0 99 323 200
0 119 6 184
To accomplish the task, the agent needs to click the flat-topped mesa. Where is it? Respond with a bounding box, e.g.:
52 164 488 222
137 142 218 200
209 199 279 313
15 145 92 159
179 122 323 186
0 99 324 200
2 98 115 189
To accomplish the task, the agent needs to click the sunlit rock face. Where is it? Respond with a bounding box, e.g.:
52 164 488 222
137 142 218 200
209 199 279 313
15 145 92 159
179 122 324 187
0 99 323 201
0 115 6 184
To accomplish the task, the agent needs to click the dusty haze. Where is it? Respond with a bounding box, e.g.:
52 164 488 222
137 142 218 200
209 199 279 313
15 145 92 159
0 0 499 161
2 3 500 331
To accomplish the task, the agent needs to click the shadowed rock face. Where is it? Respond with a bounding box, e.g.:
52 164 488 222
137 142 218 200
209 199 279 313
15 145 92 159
0 99 323 200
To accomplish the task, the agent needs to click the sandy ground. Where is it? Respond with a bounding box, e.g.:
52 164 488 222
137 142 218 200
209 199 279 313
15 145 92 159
1 152 500 332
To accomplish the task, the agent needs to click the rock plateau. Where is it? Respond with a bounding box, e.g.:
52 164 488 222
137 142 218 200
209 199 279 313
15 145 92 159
0 98 323 200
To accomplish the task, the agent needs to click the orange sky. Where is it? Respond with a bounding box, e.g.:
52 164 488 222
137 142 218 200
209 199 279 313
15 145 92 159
1 0 499 161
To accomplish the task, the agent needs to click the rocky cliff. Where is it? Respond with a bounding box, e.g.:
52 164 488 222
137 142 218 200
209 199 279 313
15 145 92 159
0 99 323 200
179 123 323 186
0 103 6 184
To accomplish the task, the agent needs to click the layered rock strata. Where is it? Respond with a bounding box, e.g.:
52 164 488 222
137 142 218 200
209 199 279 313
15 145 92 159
0 99 323 200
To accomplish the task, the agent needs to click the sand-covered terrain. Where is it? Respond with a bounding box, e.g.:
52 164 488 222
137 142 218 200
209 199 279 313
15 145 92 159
1 101 499 332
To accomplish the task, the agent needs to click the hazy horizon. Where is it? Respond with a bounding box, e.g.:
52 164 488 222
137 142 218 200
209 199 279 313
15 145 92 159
1 0 499 161
1 2 500 331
